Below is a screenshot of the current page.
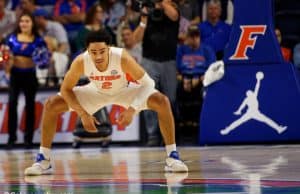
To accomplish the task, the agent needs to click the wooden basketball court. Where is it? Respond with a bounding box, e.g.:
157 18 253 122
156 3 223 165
1 145 300 193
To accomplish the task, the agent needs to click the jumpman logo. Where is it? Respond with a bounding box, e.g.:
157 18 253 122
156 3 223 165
220 72 287 135
221 155 287 194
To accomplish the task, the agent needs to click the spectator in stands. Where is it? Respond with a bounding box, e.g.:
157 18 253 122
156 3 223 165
33 8 70 86
115 0 141 47
177 0 201 42
178 0 200 25
275 28 292 62
176 25 216 128
5 12 49 149
44 36 69 86
0 44 10 88
75 3 105 52
6 0 20 10
100 0 126 45
198 0 231 60
86 0 99 9
133 0 180 146
178 16 190 45
34 0 55 14
15 0 39 18
200 0 234 24
123 0 140 28
121 25 142 64
0 1 13 87
177 25 216 92
53 0 86 54
0 0 17 43
6 0 19 11
34 8 70 55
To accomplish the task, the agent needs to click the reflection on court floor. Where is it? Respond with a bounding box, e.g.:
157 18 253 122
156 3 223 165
0 146 300 193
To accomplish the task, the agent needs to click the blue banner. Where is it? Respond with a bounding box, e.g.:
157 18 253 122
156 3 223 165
199 0 300 145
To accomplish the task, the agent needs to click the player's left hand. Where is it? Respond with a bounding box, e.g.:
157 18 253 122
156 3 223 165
116 107 135 127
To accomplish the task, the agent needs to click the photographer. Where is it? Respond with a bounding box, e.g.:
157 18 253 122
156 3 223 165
133 0 179 146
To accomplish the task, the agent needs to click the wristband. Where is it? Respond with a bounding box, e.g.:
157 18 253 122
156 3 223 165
139 22 146 28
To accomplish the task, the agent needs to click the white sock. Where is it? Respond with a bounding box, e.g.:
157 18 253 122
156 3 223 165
165 144 176 156
39 146 51 160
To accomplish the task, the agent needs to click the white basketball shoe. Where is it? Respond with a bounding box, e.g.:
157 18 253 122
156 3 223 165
24 153 52 176
165 151 188 172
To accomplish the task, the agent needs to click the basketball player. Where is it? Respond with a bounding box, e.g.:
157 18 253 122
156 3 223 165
24 29 188 175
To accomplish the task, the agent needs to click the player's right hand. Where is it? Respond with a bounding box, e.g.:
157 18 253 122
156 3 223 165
80 114 99 133
116 107 135 127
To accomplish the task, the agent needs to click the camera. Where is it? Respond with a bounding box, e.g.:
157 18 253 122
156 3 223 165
132 0 164 21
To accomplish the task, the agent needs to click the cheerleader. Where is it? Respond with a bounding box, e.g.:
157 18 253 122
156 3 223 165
5 11 49 149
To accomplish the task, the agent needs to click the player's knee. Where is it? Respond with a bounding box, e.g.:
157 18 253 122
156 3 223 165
44 96 63 113
148 93 170 111
44 97 55 111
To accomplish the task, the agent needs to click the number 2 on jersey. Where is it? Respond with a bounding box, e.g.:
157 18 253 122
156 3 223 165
102 81 112 89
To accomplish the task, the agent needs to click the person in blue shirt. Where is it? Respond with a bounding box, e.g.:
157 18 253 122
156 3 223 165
53 0 86 53
177 25 216 90
176 24 216 130
198 0 231 60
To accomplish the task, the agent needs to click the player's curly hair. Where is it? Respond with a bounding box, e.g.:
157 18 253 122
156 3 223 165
85 29 112 48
